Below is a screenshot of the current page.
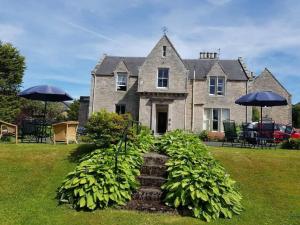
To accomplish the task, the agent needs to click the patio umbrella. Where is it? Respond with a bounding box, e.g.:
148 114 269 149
18 85 73 120
235 91 288 131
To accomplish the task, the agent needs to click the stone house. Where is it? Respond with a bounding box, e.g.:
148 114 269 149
81 35 292 133
249 68 292 124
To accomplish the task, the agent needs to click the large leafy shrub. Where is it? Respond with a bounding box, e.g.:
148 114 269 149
159 130 243 222
85 109 134 147
58 126 154 210
281 138 300 150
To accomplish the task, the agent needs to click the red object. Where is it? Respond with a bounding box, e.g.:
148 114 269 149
291 132 300 139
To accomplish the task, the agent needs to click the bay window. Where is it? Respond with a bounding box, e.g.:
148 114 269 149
203 108 230 131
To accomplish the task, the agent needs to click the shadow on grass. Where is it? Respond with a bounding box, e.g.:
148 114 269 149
68 144 97 163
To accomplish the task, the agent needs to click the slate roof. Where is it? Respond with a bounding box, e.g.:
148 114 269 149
94 56 248 81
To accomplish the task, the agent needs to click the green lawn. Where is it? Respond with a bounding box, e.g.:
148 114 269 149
0 144 299 225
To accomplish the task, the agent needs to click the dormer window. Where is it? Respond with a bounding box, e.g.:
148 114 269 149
116 73 127 91
209 76 225 96
157 68 169 88
162 46 167 57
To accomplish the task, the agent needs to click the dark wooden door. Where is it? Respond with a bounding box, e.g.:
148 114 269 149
157 112 167 133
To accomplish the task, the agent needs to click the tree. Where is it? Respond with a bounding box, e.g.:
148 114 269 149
252 107 260 122
17 99 67 123
292 104 300 128
0 41 25 123
67 99 80 120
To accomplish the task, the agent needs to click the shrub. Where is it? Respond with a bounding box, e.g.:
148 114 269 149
281 138 300 150
199 130 209 141
85 109 134 147
58 126 154 210
159 130 243 222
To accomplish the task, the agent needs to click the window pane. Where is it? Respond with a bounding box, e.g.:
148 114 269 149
222 109 230 121
162 79 168 87
210 86 215 94
158 68 169 87
117 73 127 91
210 77 216 94
212 109 219 131
217 77 224 95
203 109 211 130
116 105 126 114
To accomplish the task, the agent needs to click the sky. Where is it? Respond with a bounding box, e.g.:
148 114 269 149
1 0 300 103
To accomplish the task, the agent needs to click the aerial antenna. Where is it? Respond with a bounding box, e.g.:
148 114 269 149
217 48 221 59
162 26 168 35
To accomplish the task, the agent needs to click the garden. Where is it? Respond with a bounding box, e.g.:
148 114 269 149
1 110 300 225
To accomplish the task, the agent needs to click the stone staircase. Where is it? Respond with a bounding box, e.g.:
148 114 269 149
123 152 176 213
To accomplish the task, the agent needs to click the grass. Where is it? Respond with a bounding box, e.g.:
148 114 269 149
0 144 299 225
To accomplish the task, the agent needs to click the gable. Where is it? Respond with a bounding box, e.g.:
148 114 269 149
138 35 189 92
253 68 291 96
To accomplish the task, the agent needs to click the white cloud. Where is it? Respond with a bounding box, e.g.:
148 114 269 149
0 24 23 43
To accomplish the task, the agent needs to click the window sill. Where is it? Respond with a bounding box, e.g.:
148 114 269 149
208 94 225 97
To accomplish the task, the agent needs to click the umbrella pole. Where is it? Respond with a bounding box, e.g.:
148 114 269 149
260 106 263 136
43 101 48 143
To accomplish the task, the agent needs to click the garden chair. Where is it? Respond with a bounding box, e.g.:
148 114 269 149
240 123 257 148
0 120 18 144
257 121 276 149
222 120 239 147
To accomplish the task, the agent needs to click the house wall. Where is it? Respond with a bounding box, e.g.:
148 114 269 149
91 75 139 120
138 36 189 93
78 96 90 126
137 36 188 133
250 70 292 124
185 63 250 132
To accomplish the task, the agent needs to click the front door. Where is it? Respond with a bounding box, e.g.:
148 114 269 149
157 112 168 134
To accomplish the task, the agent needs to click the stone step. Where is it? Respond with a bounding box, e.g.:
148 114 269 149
138 175 166 187
132 186 163 201
123 200 177 213
141 164 167 177
143 152 169 166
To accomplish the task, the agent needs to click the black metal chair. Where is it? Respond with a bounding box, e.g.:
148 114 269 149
20 119 51 143
240 123 257 148
222 120 239 146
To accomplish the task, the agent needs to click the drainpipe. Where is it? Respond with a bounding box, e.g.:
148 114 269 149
91 73 96 114
191 67 195 131
246 79 248 123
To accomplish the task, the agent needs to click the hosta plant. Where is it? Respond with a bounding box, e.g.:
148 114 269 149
58 126 154 210
160 130 243 222
58 146 140 209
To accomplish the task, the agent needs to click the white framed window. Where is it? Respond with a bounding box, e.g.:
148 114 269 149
115 104 126 114
116 73 127 91
157 68 169 88
162 46 167 57
209 76 225 96
203 108 230 131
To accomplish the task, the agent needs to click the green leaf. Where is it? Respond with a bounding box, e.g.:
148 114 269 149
79 197 86 208
174 197 180 208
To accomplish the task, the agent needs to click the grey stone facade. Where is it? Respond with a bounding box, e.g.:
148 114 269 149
84 35 292 132
78 96 90 127
249 68 292 124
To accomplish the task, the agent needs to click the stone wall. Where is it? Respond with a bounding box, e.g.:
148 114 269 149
185 62 250 132
138 35 189 93
78 96 90 126
250 69 292 124
91 74 139 120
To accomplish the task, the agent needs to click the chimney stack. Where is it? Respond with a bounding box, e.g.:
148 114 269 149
199 52 218 59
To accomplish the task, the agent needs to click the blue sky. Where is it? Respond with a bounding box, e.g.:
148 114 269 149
1 0 300 103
